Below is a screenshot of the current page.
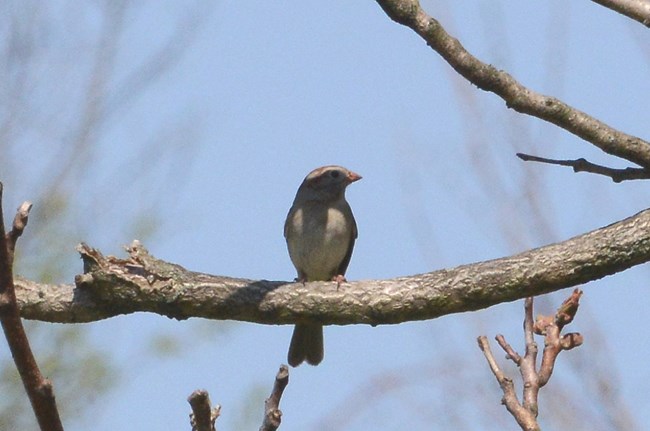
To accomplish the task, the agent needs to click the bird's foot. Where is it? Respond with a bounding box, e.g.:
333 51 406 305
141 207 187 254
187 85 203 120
294 277 307 285
332 274 347 290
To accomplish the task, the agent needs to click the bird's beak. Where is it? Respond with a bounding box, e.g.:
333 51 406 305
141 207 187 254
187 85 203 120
347 171 362 183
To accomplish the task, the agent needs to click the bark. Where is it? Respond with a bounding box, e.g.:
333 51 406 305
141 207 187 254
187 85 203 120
15 208 650 326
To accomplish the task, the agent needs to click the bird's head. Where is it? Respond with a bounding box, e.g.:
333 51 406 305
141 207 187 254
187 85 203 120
296 165 361 202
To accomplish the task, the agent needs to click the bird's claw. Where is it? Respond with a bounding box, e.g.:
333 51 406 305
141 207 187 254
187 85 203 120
332 274 347 290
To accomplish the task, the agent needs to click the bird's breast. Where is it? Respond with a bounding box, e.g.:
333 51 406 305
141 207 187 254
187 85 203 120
286 204 352 281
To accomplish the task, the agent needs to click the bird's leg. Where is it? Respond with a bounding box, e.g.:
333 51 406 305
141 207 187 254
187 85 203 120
332 274 347 290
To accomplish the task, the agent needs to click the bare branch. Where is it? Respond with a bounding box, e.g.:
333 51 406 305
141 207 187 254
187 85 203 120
188 390 220 431
0 184 64 431
496 334 522 365
554 288 583 330
14 207 650 326
537 289 584 386
6 201 33 261
260 365 290 431
520 298 539 415
374 0 650 169
478 336 539 430
517 153 650 182
478 291 583 430
590 0 650 27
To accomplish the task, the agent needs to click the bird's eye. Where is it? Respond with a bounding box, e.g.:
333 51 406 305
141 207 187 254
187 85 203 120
330 170 340 178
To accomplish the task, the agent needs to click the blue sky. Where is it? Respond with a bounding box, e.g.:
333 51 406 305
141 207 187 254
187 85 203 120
3 1 650 429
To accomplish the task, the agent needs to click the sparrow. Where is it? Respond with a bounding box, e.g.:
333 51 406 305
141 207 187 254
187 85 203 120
284 165 361 367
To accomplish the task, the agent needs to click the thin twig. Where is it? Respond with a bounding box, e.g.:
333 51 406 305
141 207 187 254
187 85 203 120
6 201 33 260
0 183 64 431
517 153 650 183
260 365 290 431
188 389 220 431
496 334 521 365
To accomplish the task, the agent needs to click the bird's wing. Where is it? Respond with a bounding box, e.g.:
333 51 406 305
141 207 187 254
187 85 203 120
283 206 294 239
336 203 357 276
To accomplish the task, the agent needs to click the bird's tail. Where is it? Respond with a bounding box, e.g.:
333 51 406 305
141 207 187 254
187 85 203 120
288 323 324 367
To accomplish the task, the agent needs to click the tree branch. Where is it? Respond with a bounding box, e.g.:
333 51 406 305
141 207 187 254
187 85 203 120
478 290 583 430
260 365 290 431
188 389 220 431
517 153 650 183
6 201 32 260
520 298 539 416
590 0 650 27
0 184 64 431
374 0 650 169
534 289 584 386
495 334 521 365
477 336 537 430
13 208 650 326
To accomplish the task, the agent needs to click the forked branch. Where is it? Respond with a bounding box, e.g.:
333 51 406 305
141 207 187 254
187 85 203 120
477 290 583 430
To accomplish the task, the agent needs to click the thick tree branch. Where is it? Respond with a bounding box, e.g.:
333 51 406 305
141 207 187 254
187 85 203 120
0 184 64 431
14 208 650 326
374 0 650 169
590 0 650 27
517 153 650 182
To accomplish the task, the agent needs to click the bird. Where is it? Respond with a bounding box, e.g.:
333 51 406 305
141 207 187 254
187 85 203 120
284 165 361 367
